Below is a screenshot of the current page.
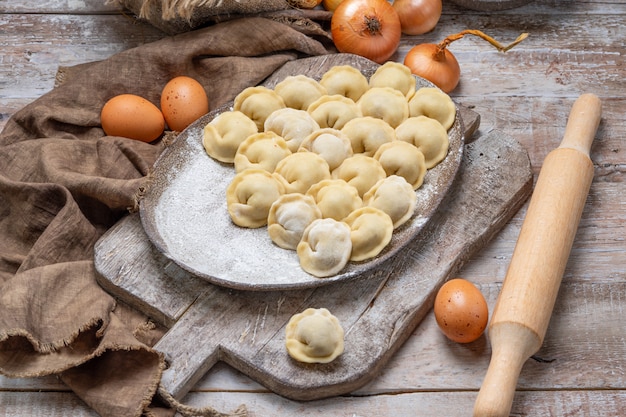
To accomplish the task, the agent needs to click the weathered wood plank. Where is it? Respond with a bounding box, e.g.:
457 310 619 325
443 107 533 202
2 389 625 417
176 390 626 416
0 13 165 101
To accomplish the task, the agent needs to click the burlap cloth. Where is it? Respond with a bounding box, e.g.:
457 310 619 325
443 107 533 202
0 17 329 417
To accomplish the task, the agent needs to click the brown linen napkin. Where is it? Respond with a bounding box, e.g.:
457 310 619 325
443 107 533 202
0 17 328 417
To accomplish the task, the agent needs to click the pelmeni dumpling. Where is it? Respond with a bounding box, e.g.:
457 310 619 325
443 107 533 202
363 175 417 229
332 154 387 198
299 128 353 171
307 95 362 130
226 169 287 228
408 87 456 131
202 110 258 163
268 193 322 250
233 131 291 173
297 218 352 277
319 65 370 102
395 116 450 169
343 207 394 262
369 61 417 100
274 151 331 194
273 75 328 111
306 179 362 221
357 87 410 128
233 86 286 130
373 141 427 190
341 116 396 157
264 108 320 153
285 308 344 364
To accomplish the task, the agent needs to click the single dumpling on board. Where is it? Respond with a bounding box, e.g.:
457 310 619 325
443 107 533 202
226 168 287 228
264 108 320 153
233 85 286 131
368 61 417 100
408 87 457 131
306 179 362 221
297 218 352 278
395 116 450 169
332 154 387 198
274 151 331 194
307 94 362 131
357 87 409 129
373 141 427 190
285 308 344 364
233 131 291 173
202 110 258 163
341 116 396 157
299 127 353 171
273 74 328 111
268 193 322 250
363 175 417 229
319 64 370 102
343 206 394 262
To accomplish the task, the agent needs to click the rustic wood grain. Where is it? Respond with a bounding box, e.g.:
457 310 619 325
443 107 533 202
2 0 625 415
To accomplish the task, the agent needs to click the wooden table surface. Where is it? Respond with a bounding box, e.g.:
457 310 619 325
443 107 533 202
1 1 625 416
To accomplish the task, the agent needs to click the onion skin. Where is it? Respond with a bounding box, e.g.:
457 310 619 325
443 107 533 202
403 43 461 93
331 0 402 64
393 0 442 35
323 0 344 11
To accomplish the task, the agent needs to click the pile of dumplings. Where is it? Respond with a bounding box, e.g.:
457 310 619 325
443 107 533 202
202 62 456 278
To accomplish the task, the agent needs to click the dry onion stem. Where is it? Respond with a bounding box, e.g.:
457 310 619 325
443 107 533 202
437 29 529 55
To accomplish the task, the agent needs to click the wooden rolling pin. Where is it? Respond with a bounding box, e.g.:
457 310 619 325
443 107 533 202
473 93 602 417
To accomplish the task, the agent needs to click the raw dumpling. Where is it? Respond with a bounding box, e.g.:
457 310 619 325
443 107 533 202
408 87 456 131
373 141 427 189
395 116 449 169
369 61 417 99
357 87 409 128
233 131 291 173
343 207 394 262
306 179 362 221
274 151 331 194
332 154 387 197
233 85 286 130
341 116 396 157
297 218 352 277
268 193 322 250
299 128 353 171
264 108 320 153
363 175 417 229
273 75 328 110
285 308 344 364
319 65 370 101
307 95 362 130
202 110 258 163
226 169 287 228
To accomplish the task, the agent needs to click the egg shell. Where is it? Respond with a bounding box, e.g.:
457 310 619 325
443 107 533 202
101 94 165 142
433 278 489 343
161 76 209 132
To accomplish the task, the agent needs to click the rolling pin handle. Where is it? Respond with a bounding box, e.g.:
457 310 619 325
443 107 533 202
559 93 602 155
473 323 541 417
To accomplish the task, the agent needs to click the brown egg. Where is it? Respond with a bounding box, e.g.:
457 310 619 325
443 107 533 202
101 94 165 142
160 76 209 132
434 278 489 343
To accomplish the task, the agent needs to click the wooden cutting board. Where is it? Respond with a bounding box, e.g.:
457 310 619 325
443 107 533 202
94 110 533 401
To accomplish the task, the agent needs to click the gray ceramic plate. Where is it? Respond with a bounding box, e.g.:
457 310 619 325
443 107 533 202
139 54 465 291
